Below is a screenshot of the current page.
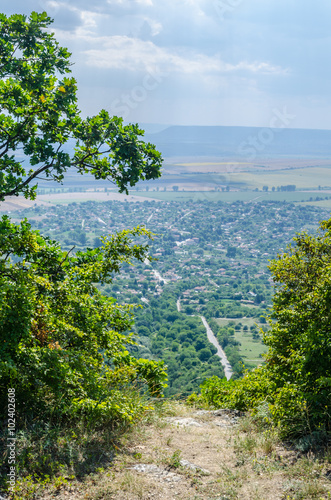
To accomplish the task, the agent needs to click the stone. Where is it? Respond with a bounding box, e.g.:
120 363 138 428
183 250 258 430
166 417 203 427
129 464 182 483
179 459 211 475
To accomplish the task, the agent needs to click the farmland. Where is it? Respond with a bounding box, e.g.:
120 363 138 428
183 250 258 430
215 317 268 367
132 188 331 204
7 154 330 209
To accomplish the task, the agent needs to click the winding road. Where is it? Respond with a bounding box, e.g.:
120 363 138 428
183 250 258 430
199 316 233 380
176 298 233 380
144 258 169 284
143 254 232 379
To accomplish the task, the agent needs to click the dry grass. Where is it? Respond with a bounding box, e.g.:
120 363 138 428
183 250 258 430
7 402 331 500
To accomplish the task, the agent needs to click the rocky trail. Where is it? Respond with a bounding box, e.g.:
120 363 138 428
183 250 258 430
34 403 331 500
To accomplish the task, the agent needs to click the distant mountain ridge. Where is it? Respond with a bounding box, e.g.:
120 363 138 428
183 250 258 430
144 125 331 159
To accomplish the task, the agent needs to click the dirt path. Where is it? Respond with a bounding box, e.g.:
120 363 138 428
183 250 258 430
36 403 331 500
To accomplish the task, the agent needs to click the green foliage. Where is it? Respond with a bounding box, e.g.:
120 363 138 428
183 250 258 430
0 11 167 494
264 218 331 435
190 369 274 412
0 217 167 426
0 11 166 436
133 291 225 396
0 416 133 495
168 449 182 469
194 217 331 439
0 12 162 201
70 390 151 427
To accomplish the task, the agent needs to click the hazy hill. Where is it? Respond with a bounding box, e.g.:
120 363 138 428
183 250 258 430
144 125 331 159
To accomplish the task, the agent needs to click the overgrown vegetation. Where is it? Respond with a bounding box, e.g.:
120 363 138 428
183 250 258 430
133 291 226 396
189 217 331 440
0 11 165 494
0 219 167 424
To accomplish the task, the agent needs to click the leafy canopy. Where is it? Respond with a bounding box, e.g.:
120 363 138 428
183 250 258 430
0 216 167 424
192 219 331 438
0 11 162 201
0 11 167 427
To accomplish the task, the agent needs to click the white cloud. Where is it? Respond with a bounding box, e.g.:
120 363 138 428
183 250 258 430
82 35 286 78
4 0 329 127
107 0 153 5
80 11 106 31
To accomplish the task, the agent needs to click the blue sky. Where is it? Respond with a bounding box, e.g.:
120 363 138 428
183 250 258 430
3 0 331 129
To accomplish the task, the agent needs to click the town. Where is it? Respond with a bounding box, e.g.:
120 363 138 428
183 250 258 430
10 197 329 395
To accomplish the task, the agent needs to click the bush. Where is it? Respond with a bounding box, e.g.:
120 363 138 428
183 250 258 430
191 218 331 439
0 220 168 428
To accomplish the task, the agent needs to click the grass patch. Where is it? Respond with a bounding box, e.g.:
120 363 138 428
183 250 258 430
300 198 331 209
4 401 331 499
214 317 267 366
0 417 137 499
232 166 331 190
234 331 267 366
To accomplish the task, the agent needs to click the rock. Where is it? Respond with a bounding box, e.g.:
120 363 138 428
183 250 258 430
193 408 243 426
214 421 229 427
166 417 203 427
179 459 211 475
212 408 244 417
214 417 240 426
194 408 244 418
130 464 182 482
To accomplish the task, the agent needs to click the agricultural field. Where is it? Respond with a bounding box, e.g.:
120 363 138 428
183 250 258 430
300 198 331 209
5 158 330 209
0 191 159 211
228 166 331 191
164 158 331 174
215 317 268 367
7 187 330 207
131 188 331 204
37 191 159 204
131 160 331 200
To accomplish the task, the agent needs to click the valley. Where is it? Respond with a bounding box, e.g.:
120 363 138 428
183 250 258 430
7 196 330 396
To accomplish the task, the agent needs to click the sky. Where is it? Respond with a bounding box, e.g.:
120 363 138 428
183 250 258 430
3 0 331 129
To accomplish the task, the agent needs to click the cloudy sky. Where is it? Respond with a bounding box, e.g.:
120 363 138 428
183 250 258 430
3 0 331 129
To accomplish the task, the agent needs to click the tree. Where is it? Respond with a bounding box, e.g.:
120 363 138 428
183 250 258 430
263 218 331 435
226 246 237 258
93 236 102 248
198 347 212 361
0 218 167 424
74 230 87 245
0 12 167 427
197 218 331 438
0 12 162 201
